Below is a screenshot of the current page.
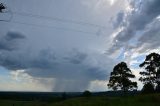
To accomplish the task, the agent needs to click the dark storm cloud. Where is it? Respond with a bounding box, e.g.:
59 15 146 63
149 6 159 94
0 48 57 70
112 11 124 28
0 51 26 70
109 0 160 53
5 31 26 40
53 79 90 92
0 44 113 91
0 32 111 83
64 49 87 64
26 50 110 81
87 67 107 80
0 0 126 91
137 19 160 52
29 49 57 69
0 31 26 51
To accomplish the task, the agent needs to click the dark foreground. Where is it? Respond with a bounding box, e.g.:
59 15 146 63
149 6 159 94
0 92 160 106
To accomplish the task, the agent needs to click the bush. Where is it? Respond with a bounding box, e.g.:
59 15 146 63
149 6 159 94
141 83 155 94
82 90 92 97
155 83 160 93
61 92 67 100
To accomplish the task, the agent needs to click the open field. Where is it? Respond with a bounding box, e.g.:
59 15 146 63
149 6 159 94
0 93 160 106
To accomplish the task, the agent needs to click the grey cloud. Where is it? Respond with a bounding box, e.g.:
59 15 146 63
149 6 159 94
0 0 126 91
0 31 26 51
0 51 27 70
64 49 87 64
27 51 110 81
112 11 124 28
87 67 107 80
0 44 114 91
5 31 26 41
109 0 160 53
137 19 160 52
29 49 57 69
0 49 57 70
0 44 108 81
53 79 89 92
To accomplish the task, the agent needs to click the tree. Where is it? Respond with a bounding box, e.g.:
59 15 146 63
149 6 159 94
61 92 67 100
0 3 5 12
139 52 160 92
155 82 160 93
141 82 154 94
82 90 91 97
108 62 137 92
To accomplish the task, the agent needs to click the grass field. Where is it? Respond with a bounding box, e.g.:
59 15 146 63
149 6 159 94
0 94 160 106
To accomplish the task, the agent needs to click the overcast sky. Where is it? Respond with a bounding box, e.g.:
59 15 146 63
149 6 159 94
0 0 160 92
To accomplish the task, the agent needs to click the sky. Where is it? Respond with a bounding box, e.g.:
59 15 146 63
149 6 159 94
0 0 160 92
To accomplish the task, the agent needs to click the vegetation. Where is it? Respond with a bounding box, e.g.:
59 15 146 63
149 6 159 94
82 90 92 97
0 94 160 106
107 52 160 94
61 92 67 100
53 94 160 106
0 3 5 12
139 53 160 93
108 62 137 92
141 83 154 93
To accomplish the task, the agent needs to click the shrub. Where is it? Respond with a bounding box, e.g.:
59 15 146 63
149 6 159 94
82 90 92 97
141 83 155 94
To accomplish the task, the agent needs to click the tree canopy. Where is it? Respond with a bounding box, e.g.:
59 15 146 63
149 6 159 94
82 90 91 97
139 52 160 92
0 3 5 12
108 62 137 92
139 53 160 84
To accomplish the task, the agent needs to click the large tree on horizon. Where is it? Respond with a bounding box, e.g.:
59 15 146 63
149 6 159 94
0 3 5 12
108 62 137 92
139 52 160 92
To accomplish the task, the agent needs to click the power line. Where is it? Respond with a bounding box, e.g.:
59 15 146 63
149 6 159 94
0 4 102 35
12 11 106 28
0 19 98 35
0 2 106 29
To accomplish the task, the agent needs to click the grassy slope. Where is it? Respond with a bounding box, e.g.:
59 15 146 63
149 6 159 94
52 94 160 106
0 100 45 106
0 94 160 106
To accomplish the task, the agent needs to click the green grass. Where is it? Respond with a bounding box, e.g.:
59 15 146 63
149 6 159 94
52 94 160 106
0 100 47 106
0 94 160 106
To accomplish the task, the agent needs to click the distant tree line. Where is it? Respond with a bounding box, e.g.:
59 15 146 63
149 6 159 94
108 52 160 94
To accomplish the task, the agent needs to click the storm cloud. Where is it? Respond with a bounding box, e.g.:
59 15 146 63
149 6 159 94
0 31 115 91
0 0 127 91
109 0 160 53
0 31 25 51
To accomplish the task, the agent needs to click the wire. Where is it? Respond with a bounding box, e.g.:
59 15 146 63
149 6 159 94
0 13 12 22
0 3 102 35
12 11 106 28
1 20 98 35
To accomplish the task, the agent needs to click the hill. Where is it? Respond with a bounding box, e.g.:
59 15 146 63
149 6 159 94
52 94 160 106
0 93 160 106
